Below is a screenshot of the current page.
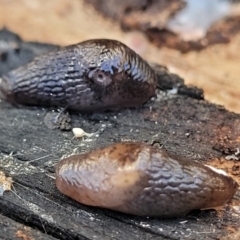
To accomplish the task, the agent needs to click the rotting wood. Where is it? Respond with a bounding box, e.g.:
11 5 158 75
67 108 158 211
0 28 239 240
0 214 58 240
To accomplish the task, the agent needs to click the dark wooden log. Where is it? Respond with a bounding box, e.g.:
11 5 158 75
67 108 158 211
0 28 239 240
0 214 57 240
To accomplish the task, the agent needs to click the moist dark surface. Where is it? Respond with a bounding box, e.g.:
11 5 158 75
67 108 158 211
55 142 238 217
0 39 156 111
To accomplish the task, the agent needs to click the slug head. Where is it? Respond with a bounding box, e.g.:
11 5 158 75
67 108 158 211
72 39 157 110
55 142 149 209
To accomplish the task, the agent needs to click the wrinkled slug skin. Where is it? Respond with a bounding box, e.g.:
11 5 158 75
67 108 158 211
55 142 238 217
0 39 156 111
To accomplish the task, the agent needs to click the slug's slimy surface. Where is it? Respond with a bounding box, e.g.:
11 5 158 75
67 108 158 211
55 142 238 217
0 39 156 111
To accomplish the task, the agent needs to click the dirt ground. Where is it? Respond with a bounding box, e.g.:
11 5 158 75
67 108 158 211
0 0 240 113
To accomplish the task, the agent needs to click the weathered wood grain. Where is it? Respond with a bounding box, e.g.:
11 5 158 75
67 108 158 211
0 28 239 240
0 214 58 240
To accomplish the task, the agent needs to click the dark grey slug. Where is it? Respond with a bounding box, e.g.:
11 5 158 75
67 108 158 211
55 142 238 217
0 39 156 111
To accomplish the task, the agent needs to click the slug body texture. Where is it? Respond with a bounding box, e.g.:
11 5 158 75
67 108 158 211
55 142 238 217
0 39 156 111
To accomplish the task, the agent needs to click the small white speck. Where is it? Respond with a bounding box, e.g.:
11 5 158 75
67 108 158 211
72 128 92 138
180 220 188 224
167 88 178 95
204 165 228 176
232 206 240 214
225 155 239 161
225 148 240 160
140 222 150 227
235 148 240 155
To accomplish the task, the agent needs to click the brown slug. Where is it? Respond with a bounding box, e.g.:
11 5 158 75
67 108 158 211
55 142 238 217
0 39 156 111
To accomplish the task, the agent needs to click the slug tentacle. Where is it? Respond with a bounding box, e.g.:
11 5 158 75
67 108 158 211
0 39 156 111
55 142 238 217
